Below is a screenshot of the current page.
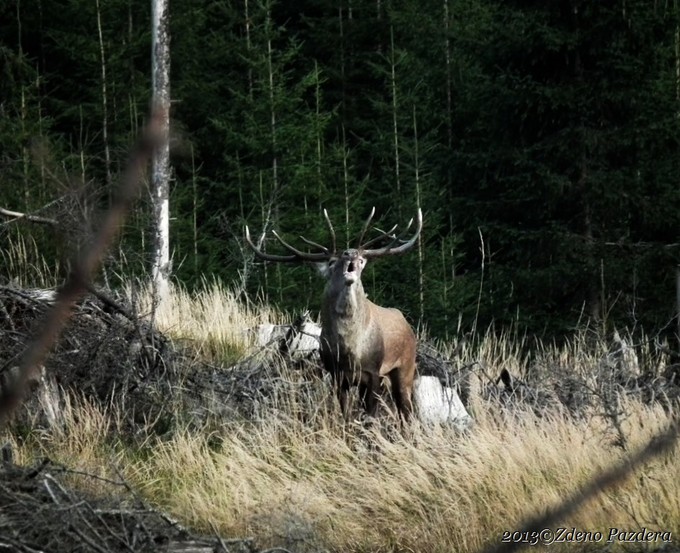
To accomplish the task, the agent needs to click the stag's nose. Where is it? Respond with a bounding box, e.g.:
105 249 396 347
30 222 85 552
341 250 362 285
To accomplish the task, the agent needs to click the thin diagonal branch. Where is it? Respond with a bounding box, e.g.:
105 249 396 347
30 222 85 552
0 110 164 425
483 415 680 553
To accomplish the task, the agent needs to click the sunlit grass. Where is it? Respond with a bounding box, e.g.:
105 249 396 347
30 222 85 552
8 393 678 553
123 279 285 365
4 283 679 553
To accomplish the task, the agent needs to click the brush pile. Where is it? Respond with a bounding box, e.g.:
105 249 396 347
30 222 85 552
0 285 365 436
0 447 262 553
0 285 182 432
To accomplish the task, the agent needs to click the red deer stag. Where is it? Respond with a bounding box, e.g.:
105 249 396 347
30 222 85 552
245 208 422 421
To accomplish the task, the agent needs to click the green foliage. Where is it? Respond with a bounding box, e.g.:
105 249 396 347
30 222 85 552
1 0 679 339
448 0 680 334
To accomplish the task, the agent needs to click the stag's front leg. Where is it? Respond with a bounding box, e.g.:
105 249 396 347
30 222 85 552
359 373 381 418
334 373 351 419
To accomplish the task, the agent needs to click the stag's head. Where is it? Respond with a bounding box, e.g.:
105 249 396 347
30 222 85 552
322 249 365 287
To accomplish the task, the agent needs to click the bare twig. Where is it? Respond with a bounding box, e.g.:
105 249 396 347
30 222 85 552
53 465 129 487
0 537 44 553
0 206 59 227
0 110 164 425
69 526 109 553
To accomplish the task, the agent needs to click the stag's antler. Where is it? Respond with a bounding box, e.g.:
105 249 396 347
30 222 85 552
244 225 330 262
360 223 399 249
293 210 337 255
245 207 422 261
356 206 376 247
361 208 422 258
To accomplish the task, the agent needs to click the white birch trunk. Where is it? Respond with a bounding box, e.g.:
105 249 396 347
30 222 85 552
95 0 112 191
151 0 171 309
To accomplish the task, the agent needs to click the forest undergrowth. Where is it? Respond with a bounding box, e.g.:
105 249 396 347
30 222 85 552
4 282 679 553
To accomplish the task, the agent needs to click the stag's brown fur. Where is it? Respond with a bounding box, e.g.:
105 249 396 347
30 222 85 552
319 249 416 419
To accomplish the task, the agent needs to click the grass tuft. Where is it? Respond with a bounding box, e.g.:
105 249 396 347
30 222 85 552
124 279 283 365
0 232 61 288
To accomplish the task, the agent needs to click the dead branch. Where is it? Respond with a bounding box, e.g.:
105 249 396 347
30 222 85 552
0 110 164 426
85 283 136 322
0 206 59 227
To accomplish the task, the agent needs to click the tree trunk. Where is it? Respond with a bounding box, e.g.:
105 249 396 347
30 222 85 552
95 0 112 192
151 0 171 309
389 26 402 218
413 105 424 325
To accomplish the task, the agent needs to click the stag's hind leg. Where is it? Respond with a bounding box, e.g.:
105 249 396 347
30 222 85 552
389 368 414 422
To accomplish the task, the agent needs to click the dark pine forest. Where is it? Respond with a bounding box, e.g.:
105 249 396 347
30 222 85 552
1 0 679 341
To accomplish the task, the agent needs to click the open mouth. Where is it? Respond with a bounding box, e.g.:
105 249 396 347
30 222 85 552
343 261 357 285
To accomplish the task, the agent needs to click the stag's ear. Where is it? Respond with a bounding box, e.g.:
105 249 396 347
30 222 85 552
316 259 335 279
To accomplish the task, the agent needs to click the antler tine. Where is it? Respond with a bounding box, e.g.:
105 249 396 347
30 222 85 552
245 226 298 262
299 235 330 255
245 226 330 262
362 208 423 259
323 208 337 254
371 232 401 252
357 206 376 248
360 223 399 249
272 230 330 261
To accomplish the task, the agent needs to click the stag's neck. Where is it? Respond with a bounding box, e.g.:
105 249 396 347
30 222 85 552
321 281 372 349
326 281 369 321
321 281 380 368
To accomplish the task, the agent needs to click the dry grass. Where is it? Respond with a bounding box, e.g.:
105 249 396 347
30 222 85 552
5 283 680 553
124 279 284 365
0 232 61 288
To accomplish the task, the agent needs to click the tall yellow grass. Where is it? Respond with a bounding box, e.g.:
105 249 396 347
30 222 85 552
5 282 679 553
124 279 284 364
0 232 61 287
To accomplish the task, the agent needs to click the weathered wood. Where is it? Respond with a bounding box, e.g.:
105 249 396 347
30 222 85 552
0 451 261 553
